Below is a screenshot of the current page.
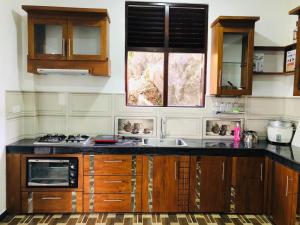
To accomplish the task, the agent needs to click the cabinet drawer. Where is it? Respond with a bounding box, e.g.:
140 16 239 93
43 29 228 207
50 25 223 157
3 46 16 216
84 176 132 193
84 194 132 212
21 191 82 213
84 155 142 175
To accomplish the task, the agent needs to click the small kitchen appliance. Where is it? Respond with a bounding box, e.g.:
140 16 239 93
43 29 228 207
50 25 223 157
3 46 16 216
34 134 91 146
292 120 300 147
267 120 294 144
243 130 258 144
26 157 78 187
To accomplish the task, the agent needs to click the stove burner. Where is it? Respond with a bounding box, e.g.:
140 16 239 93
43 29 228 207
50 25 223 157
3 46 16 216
37 134 66 143
34 134 91 146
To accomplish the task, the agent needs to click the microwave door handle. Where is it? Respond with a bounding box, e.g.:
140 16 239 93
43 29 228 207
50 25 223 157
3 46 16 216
28 159 70 163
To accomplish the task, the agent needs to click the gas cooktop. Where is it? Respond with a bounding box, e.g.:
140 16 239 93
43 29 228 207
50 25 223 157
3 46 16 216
34 134 92 146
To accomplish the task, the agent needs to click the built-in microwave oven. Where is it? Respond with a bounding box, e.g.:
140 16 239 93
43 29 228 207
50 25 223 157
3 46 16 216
26 158 78 187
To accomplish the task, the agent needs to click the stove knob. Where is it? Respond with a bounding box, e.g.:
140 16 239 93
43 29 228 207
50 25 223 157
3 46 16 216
70 179 76 185
70 165 75 169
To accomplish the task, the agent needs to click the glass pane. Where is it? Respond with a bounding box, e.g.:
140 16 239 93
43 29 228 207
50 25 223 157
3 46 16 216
73 26 101 55
221 33 248 90
35 24 63 55
168 53 205 107
127 51 164 106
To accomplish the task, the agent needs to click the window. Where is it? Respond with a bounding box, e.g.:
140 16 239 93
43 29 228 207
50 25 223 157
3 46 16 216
125 2 208 107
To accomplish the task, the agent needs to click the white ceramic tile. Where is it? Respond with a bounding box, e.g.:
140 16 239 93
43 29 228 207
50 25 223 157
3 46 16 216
36 92 66 115
68 116 113 135
37 116 67 134
246 97 285 116
245 119 269 138
285 98 300 118
69 93 112 116
6 91 24 118
165 117 202 138
23 92 36 116
6 117 23 144
113 94 157 115
23 116 37 138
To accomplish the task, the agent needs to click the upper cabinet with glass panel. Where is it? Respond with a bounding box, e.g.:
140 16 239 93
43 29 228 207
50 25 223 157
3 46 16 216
210 16 259 96
22 5 110 76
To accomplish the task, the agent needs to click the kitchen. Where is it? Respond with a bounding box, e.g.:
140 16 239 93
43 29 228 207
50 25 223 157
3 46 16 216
1 0 300 225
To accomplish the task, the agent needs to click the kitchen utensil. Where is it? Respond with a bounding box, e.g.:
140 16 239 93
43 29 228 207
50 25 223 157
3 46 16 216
267 120 294 144
243 130 258 144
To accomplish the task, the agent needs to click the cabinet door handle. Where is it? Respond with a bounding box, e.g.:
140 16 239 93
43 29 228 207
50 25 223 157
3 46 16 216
260 163 263 182
103 180 123 183
68 38 71 57
222 161 225 181
103 199 123 202
286 176 294 197
62 38 66 57
103 160 124 163
41 197 62 200
175 161 177 180
219 69 222 88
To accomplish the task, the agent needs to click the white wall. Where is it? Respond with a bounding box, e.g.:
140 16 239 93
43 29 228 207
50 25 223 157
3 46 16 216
19 0 299 96
0 0 28 214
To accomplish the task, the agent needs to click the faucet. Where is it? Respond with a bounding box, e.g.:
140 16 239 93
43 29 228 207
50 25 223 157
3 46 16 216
160 117 166 139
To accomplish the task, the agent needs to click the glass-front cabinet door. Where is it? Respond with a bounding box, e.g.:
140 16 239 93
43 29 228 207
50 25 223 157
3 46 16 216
220 28 253 95
68 19 107 61
28 19 68 60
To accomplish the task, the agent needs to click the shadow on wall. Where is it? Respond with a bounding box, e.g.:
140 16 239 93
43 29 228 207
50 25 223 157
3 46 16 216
12 10 24 88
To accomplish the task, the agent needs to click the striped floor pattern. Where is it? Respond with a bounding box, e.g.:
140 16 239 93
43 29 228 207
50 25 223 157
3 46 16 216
0 213 273 225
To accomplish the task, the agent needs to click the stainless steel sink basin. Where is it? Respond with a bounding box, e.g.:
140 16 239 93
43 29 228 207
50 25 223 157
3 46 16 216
142 138 188 147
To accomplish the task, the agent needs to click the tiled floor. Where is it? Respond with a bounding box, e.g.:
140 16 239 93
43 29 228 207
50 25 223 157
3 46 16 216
0 213 273 225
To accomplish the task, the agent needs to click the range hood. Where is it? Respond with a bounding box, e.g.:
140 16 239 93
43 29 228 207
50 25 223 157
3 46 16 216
37 68 90 76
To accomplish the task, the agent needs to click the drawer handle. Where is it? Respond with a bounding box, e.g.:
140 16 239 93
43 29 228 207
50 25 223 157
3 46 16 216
103 160 124 163
103 180 123 183
103 199 123 202
41 197 63 200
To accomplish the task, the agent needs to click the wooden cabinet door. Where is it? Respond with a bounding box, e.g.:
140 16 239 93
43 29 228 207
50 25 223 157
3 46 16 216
68 18 108 61
272 162 298 225
143 156 189 212
189 156 229 212
232 157 265 214
28 18 68 60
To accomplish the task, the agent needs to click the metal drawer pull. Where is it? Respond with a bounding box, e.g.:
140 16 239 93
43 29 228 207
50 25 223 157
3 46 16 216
260 164 263 181
103 199 123 202
41 197 63 200
62 38 65 57
222 161 225 181
103 180 123 183
174 161 177 180
103 160 124 163
286 176 293 197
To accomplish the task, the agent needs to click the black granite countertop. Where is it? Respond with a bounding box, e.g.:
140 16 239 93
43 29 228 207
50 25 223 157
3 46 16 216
6 138 300 172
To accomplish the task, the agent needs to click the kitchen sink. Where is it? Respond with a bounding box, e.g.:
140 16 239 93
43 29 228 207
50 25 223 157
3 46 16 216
142 138 188 147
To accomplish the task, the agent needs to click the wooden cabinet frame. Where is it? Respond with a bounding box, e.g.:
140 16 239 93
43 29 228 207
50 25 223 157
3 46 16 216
210 16 259 96
22 5 110 76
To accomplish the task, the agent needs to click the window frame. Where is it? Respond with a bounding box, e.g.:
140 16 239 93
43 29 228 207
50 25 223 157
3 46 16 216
125 1 209 107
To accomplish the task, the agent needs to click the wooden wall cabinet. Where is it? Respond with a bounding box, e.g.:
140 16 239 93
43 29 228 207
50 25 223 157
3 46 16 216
289 6 300 96
210 16 259 96
189 156 230 212
22 5 110 76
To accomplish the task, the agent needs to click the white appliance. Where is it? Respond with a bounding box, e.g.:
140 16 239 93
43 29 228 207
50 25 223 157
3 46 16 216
267 120 294 144
292 120 300 147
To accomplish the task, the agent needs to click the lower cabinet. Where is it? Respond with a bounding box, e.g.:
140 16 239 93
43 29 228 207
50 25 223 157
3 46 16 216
189 156 229 212
142 155 190 212
83 154 143 212
271 162 299 225
21 191 83 213
231 157 265 214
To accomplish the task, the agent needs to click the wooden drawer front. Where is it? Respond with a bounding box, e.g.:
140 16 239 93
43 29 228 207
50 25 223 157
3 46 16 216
84 194 131 212
84 176 132 193
84 155 143 175
21 191 83 213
